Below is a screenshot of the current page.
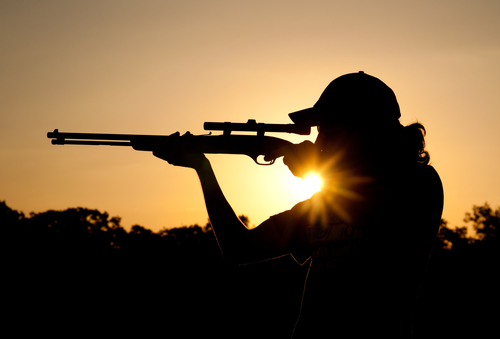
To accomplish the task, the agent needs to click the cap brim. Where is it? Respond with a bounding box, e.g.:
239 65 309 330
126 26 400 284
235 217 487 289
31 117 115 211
288 107 318 126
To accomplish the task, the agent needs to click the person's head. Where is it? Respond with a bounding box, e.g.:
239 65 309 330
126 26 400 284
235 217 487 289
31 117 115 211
290 71 400 129
289 72 429 170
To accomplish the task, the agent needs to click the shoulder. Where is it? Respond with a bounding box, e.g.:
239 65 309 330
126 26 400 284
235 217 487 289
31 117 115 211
398 164 444 233
237 200 313 263
407 164 443 206
269 192 330 229
270 197 314 223
406 163 441 184
394 163 442 200
267 196 322 247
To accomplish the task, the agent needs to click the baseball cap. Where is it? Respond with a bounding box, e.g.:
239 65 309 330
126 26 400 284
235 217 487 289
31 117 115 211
289 71 401 127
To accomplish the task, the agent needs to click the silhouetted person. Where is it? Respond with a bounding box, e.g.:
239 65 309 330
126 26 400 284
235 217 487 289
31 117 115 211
153 71 444 338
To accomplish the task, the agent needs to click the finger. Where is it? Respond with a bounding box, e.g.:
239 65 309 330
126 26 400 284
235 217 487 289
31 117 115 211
169 131 194 157
177 131 193 148
265 140 315 162
154 131 180 149
153 132 180 160
264 145 291 162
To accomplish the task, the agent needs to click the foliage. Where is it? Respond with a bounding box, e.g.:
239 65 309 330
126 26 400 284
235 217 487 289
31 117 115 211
415 202 499 339
464 202 499 241
2 200 499 338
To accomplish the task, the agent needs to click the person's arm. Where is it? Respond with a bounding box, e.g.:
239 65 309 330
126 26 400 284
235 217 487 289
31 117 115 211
197 159 292 261
153 132 288 262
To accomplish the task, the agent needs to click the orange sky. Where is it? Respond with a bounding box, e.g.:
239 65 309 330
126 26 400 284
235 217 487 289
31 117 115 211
1 0 499 232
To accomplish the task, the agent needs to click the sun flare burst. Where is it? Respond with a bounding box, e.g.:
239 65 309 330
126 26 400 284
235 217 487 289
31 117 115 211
301 172 323 196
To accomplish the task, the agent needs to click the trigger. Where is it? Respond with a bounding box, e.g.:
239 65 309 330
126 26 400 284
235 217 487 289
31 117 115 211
255 156 275 165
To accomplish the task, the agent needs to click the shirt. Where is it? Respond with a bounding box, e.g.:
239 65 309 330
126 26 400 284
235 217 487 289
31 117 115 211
269 164 443 338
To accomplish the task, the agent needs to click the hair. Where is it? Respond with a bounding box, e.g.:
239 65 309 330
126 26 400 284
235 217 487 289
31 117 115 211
398 122 430 165
318 119 431 166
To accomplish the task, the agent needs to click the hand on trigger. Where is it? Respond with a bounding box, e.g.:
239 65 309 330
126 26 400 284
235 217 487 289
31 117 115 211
282 140 319 178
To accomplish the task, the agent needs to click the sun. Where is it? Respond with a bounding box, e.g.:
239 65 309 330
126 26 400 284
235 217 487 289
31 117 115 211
278 171 325 204
301 172 323 197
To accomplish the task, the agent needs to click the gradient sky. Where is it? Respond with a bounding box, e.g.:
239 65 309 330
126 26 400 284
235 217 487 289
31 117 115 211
1 0 499 232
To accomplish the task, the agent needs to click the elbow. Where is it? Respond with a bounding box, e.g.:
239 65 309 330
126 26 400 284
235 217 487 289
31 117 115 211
218 239 250 264
215 232 254 265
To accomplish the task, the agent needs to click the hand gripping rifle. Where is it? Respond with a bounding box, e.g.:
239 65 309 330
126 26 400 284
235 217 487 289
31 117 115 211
47 119 311 165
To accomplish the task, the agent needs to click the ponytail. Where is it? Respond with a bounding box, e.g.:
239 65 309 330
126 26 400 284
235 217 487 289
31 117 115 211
400 122 430 165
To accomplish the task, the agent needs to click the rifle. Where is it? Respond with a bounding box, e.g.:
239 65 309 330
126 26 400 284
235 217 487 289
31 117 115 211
47 119 311 165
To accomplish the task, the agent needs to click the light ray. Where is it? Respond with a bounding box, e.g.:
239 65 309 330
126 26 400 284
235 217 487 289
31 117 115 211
302 173 323 196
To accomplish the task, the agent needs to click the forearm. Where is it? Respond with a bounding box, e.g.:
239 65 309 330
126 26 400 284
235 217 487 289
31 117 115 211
194 158 249 259
152 132 252 259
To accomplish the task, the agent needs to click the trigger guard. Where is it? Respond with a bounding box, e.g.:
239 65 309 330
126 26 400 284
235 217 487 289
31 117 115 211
255 155 275 165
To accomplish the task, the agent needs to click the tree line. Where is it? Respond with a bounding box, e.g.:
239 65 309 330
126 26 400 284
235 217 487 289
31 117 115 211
2 200 498 338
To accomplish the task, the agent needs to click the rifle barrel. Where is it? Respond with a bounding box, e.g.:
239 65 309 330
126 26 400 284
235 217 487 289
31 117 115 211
51 139 132 146
47 130 161 141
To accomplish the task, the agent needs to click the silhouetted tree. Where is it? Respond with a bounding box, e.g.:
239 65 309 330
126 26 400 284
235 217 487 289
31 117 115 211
435 219 470 250
464 202 499 241
3 200 498 338
414 203 500 339
239 214 251 227
0 200 24 225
